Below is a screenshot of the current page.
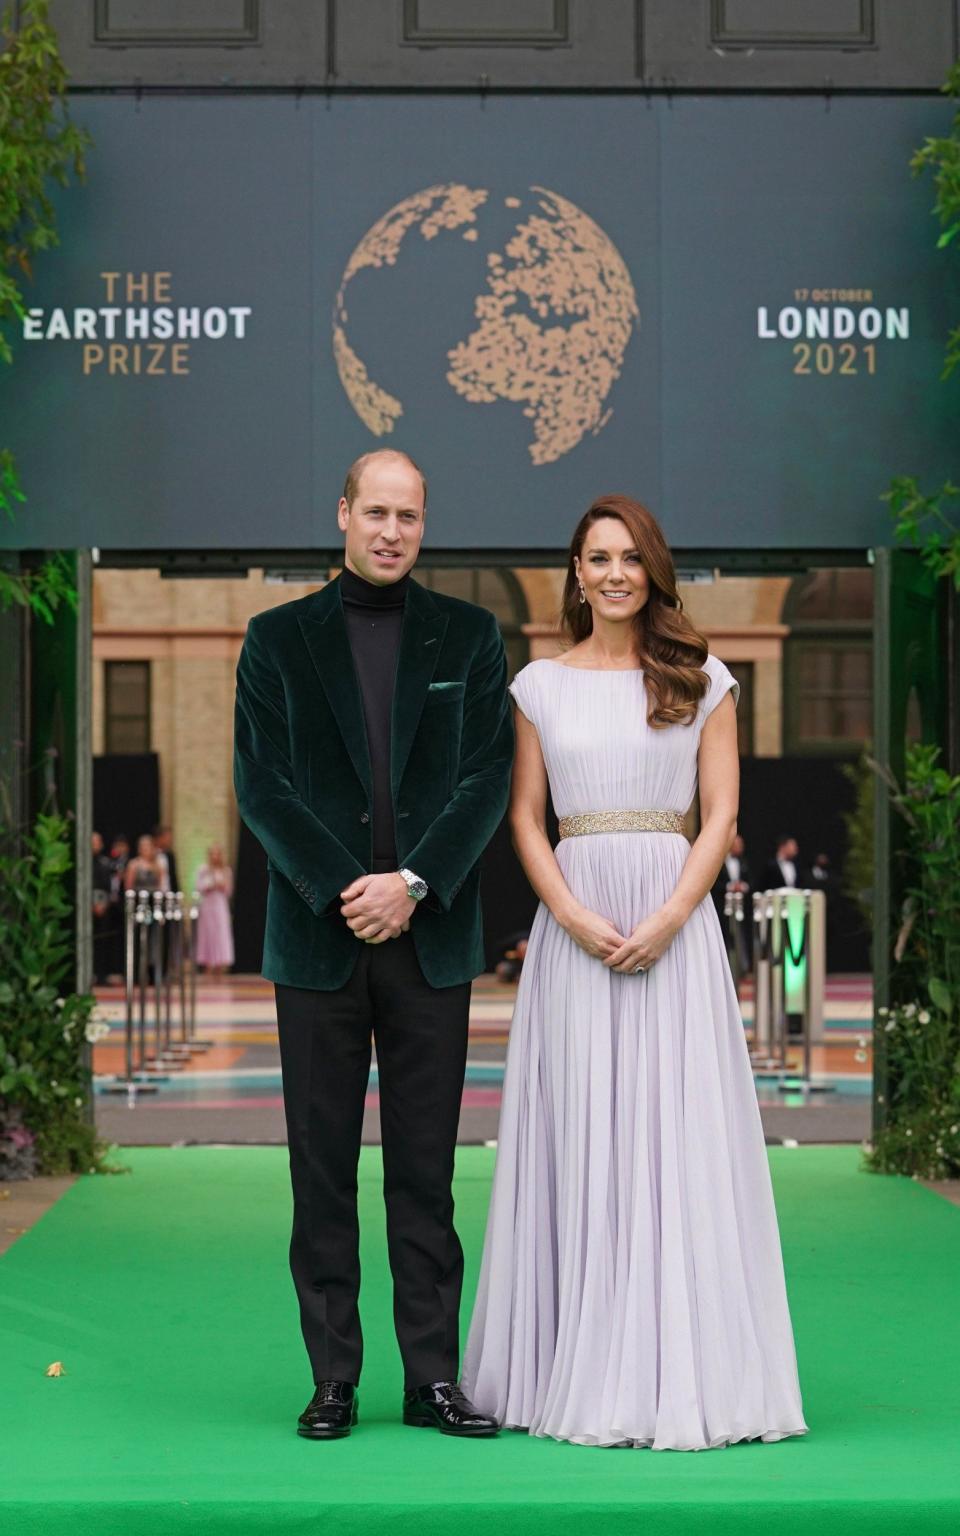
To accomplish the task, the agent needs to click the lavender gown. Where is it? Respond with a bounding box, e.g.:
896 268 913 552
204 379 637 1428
462 656 809 1451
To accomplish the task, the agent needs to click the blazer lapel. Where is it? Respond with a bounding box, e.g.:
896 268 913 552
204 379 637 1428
391 579 448 795
297 579 372 798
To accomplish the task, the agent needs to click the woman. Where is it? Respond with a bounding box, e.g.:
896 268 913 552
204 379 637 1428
123 833 168 895
195 844 235 979
463 497 808 1452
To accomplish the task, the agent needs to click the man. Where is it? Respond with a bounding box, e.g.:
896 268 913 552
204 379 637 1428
106 834 130 983
711 831 752 973
233 449 513 1441
91 832 116 986
763 833 802 892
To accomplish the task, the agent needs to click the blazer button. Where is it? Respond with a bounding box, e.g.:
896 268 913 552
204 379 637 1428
360 812 370 824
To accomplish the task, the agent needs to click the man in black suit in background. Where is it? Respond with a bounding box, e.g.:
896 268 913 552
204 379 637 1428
762 833 803 893
712 832 752 973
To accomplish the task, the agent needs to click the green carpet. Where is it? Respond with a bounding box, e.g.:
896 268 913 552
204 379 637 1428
1 1146 958 1534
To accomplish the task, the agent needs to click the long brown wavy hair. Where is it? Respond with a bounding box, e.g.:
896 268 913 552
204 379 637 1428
561 496 710 729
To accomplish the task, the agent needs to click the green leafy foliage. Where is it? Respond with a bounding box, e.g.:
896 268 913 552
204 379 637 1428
882 476 960 592
839 746 875 935
882 66 960 587
910 61 960 376
864 745 960 1178
0 0 91 621
0 810 120 1175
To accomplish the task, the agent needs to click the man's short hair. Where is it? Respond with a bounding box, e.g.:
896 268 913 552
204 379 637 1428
342 449 427 512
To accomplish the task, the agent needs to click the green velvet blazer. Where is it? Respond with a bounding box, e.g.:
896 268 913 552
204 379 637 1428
233 575 514 990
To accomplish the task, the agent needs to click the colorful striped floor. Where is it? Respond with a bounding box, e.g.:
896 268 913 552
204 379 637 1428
91 973 875 1146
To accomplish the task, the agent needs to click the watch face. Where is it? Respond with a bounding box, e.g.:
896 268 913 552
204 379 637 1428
401 869 428 900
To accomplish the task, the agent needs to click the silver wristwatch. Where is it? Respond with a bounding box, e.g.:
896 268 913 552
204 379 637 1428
398 867 429 902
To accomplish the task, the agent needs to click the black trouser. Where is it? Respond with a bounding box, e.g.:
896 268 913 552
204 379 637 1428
275 930 471 1389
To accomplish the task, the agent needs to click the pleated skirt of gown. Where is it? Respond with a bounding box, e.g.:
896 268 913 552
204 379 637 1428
461 830 810 1451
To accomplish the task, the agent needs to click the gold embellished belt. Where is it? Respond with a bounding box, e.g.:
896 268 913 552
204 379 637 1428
558 810 687 839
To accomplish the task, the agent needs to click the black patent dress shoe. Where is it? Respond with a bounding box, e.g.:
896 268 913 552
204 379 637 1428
297 1380 358 1439
402 1381 499 1436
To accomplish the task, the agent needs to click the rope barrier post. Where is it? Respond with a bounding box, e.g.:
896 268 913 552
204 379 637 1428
173 890 190 1052
749 890 770 1065
769 891 788 1071
185 889 215 1051
134 891 169 1081
750 890 792 1081
776 888 833 1097
730 889 746 996
123 888 136 1082
163 890 192 1062
144 891 180 1072
802 889 813 1086
99 888 159 1098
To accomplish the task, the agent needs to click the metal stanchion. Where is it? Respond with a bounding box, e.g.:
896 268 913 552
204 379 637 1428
162 890 192 1061
768 891 790 1073
722 888 747 995
144 890 181 1072
99 888 160 1097
776 888 834 1097
749 891 777 1070
184 889 214 1051
748 886 833 1094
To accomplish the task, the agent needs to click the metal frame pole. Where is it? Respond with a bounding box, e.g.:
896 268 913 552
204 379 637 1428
99 887 159 1096
186 889 214 1051
163 889 192 1061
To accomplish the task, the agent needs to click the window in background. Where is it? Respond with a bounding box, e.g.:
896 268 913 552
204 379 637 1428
783 570 873 754
104 660 151 753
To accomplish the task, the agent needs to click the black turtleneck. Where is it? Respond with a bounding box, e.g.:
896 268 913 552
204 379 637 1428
339 564 410 870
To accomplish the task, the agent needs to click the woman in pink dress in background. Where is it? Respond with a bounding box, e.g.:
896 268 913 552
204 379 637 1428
195 843 235 979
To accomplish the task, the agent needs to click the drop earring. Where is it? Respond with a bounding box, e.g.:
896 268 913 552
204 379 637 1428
578 582 586 605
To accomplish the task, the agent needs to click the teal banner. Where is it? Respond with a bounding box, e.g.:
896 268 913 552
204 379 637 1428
1 95 957 551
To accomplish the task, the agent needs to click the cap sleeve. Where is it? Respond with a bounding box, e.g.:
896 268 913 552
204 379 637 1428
700 655 740 722
508 663 538 726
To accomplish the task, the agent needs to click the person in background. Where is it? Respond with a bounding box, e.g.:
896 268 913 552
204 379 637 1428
106 835 130 983
711 831 752 973
109 834 131 884
91 832 115 986
810 851 835 896
123 833 169 894
762 834 802 891
493 931 529 985
153 823 179 895
195 843 235 980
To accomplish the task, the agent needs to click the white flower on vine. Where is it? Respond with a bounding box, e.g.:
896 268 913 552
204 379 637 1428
55 998 65 1009
74 1096 83 1108
885 1021 895 1032
62 1023 74 1041
84 1019 111 1043
877 1007 889 1017
903 1004 917 1018
918 1010 930 1024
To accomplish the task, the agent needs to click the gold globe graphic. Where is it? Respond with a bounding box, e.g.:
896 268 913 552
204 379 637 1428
333 184 639 466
